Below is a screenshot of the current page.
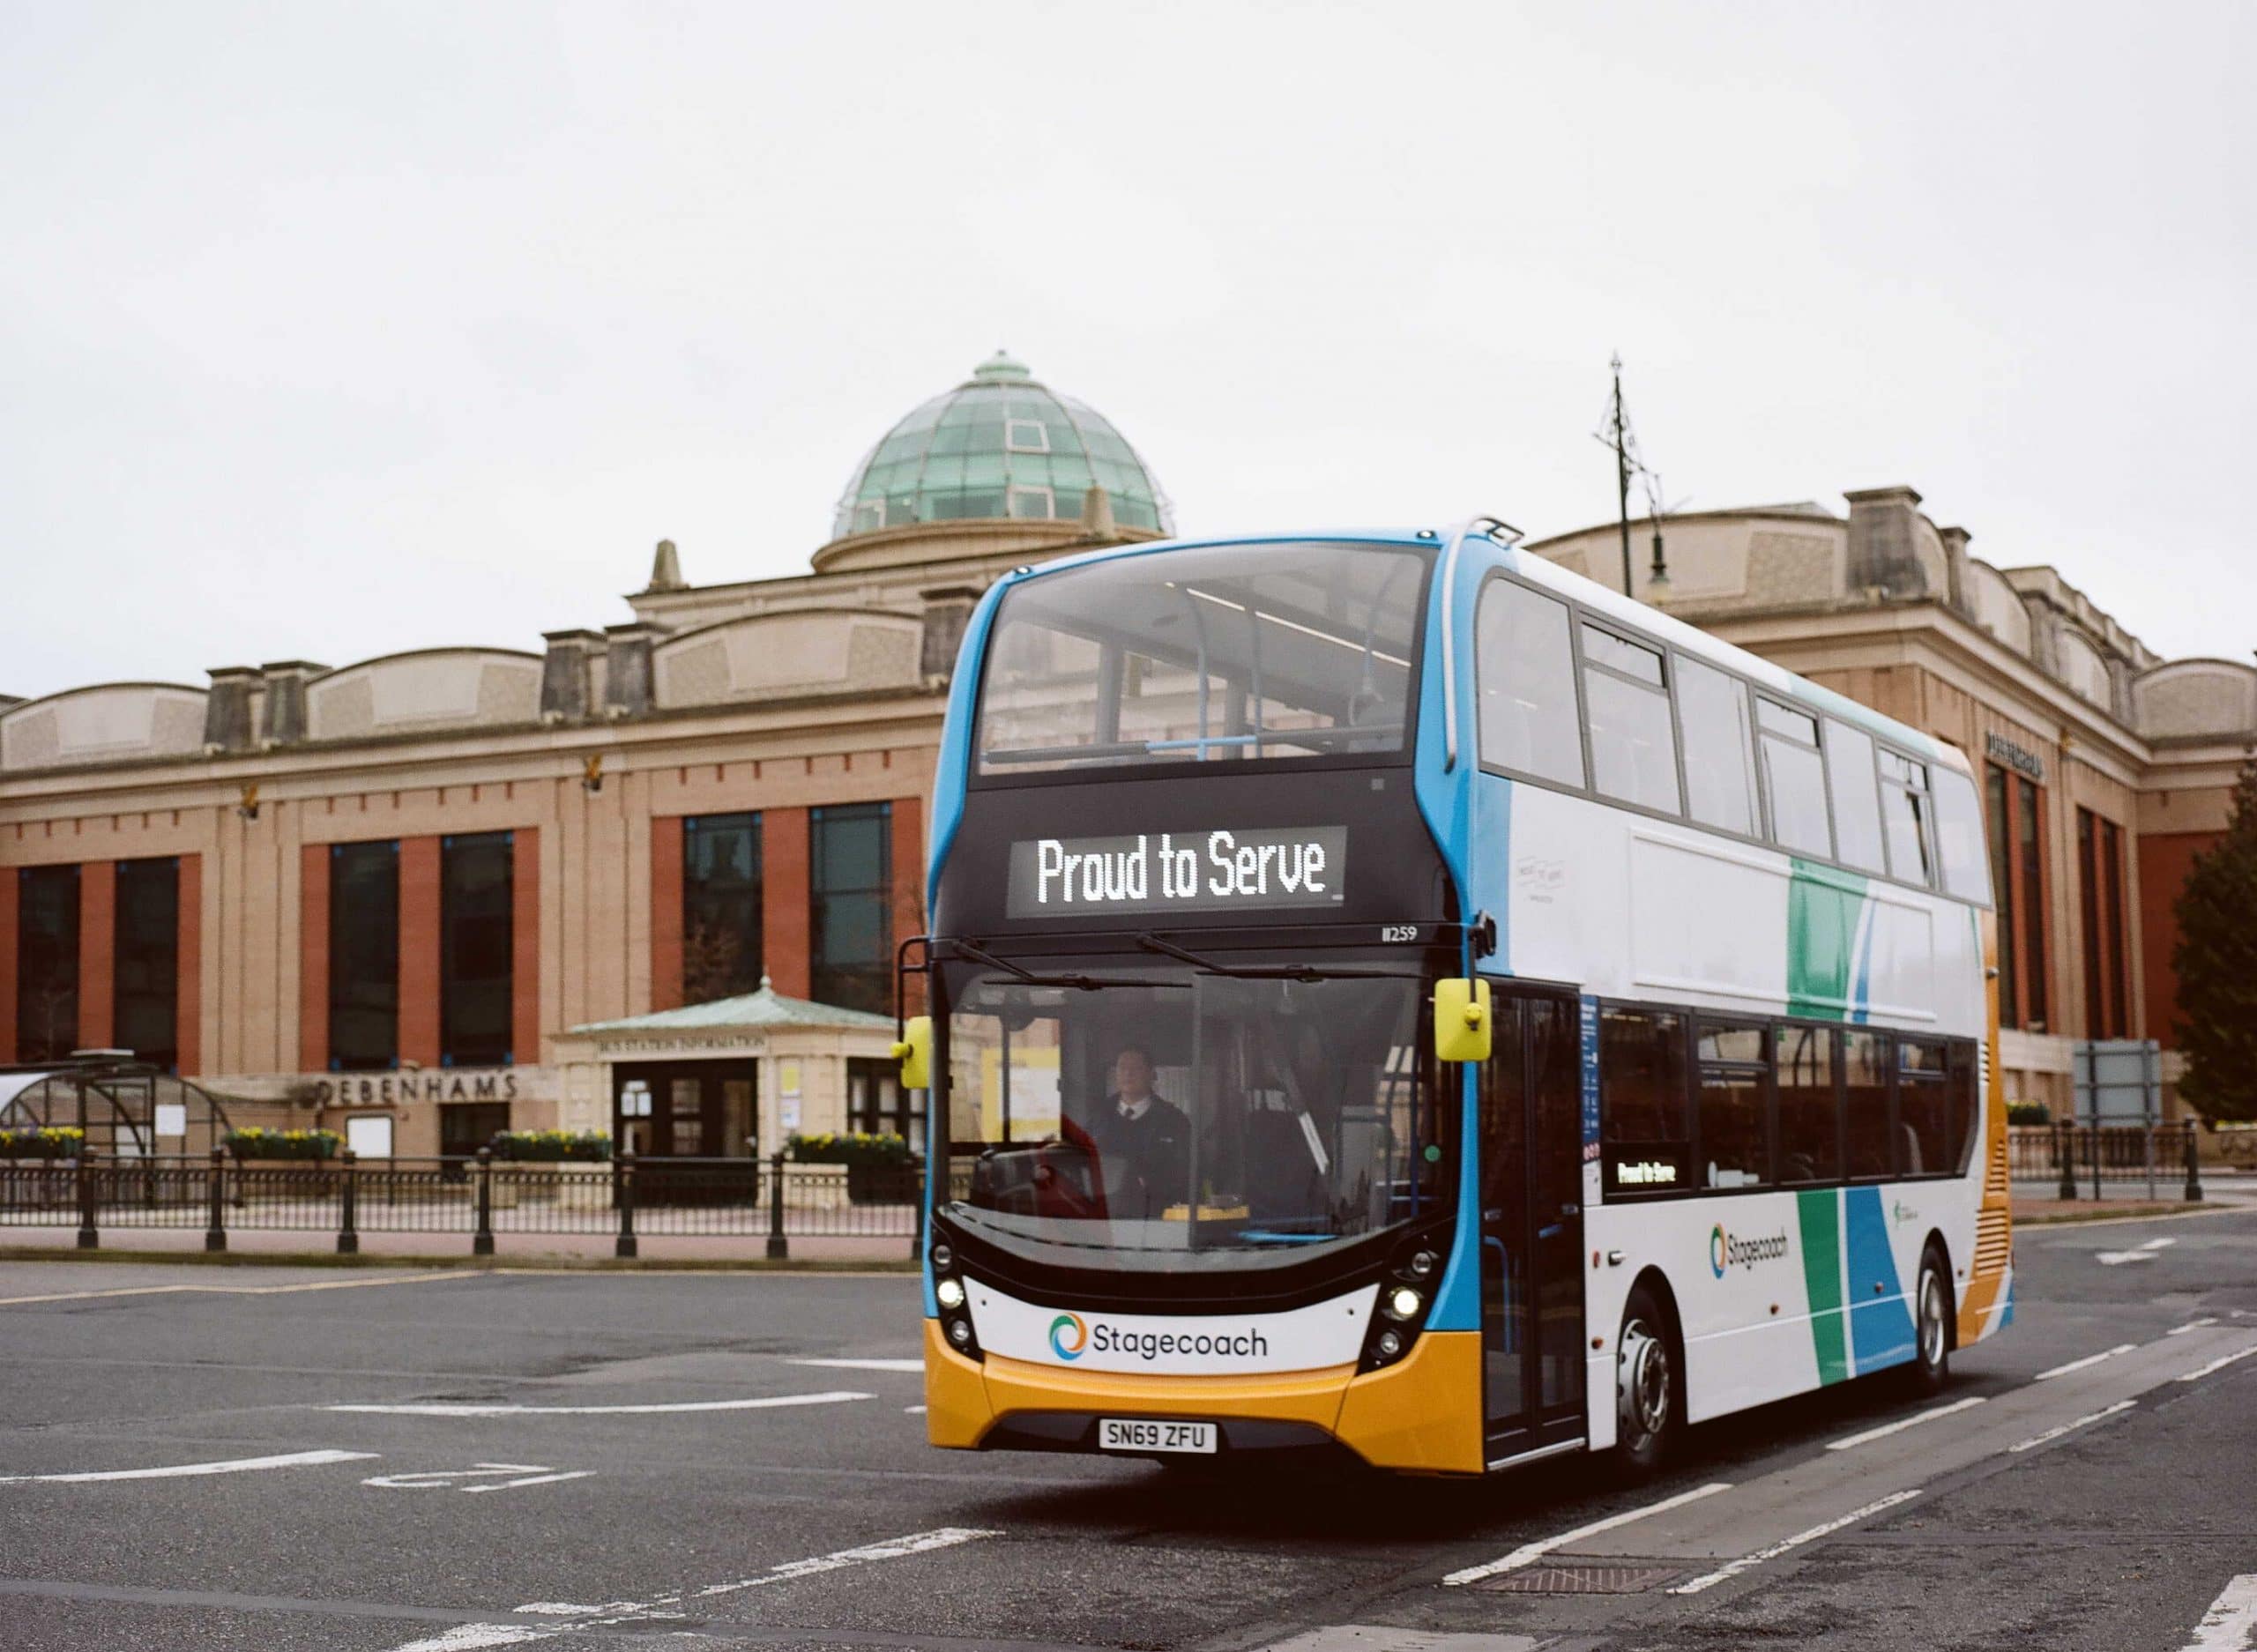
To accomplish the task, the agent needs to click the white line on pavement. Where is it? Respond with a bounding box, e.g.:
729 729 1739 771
2036 1343 2137 1380
2169 1318 2220 1336
1825 1395 1986 1452
2096 1250 2161 1266
1670 1490 1922 1596
789 1358 926 1372
2177 1345 2257 1384
327 1389 870 1417
905 1405 927 1414
463 1471 594 1493
0 1273 477 1307
0 1448 376 1485
1441 1482 1733 1586
2008 1399 2138 1454
2143 1238 2179 1250
379 1527 1000 1652
2184 1574 2257 1651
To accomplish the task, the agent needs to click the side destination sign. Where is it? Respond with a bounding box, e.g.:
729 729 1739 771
1005 827 1349 919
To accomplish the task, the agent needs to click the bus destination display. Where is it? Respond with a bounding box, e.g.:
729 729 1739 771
1004 826 1348 919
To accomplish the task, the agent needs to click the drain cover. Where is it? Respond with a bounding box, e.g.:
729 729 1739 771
1467 1562 1682 1595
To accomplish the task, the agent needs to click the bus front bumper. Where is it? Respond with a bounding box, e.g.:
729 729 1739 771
921 1318 1485 1474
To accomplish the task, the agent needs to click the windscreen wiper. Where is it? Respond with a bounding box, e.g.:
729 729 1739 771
950 940 1173 993
1132 933 1404 981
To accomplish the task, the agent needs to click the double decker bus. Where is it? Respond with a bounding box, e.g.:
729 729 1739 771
899 519 2011 1476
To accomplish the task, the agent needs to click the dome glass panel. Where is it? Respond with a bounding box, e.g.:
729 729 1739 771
832 353 1172 540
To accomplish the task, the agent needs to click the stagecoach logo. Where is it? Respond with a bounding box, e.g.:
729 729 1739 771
1004 827 1349 919
1710 1224 1791 1278
1049 1313 1088 1361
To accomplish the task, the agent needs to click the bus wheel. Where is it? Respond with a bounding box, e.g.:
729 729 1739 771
1614 1290 1677 1477
1907 1246 1954 1396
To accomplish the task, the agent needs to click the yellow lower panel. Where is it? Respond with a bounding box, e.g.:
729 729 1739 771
1333 1330 1484 1475
923 1318 994 1448
981 1349 1357 1437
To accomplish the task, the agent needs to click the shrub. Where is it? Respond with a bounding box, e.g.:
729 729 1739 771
787 1131 915 1169
488 1130 612 1163
2006 1101 2052 1127
0 1126 84 1160
225 1127 341 1161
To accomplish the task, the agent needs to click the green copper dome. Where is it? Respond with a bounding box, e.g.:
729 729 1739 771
832 352 1172 540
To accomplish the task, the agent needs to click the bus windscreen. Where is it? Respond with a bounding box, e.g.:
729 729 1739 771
974 541 1429 776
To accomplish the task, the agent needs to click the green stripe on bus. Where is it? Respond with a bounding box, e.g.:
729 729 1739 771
1798 1187 1849 1385
1786 859 1867 1021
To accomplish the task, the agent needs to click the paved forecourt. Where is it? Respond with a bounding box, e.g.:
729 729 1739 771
0 1208 2253 1652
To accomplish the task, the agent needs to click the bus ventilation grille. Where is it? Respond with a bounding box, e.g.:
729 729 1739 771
1466 1563 1683 1594
1974 1209 2012 1276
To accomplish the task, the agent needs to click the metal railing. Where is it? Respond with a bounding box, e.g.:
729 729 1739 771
0 1148 927 1258
2006 1122 2204 1202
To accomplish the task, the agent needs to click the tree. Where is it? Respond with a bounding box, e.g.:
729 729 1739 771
2172 753 2257 1124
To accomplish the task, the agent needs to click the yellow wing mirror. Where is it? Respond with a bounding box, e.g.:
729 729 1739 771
891 1016 934 1090
1433 979 1492 1064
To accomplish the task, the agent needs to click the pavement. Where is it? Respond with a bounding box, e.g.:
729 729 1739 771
1 1205 2254 1651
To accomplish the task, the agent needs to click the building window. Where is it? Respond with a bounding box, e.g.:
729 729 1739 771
1986 765 2050 1030
1675 656 1758 836
1476 578 1585 787
330 841 399 1071
442 832 514 1066
114 858 180 1072
809 803 892 1016
2078 807 2131 1038
16 865 80 1062
847 1056 911 1142
1696 1021 1770 1189
1004 419 1050 453
1758 700 1832 858
1598 1005 1688 1196
1581 624 1680 814
683 814 763 1003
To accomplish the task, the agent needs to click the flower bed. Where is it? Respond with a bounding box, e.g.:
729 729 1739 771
0 1126 84 1160
788 1133 918 1203
488 1130 612 1163
225 1127 341 1161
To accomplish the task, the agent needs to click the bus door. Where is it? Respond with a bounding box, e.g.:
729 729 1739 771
1478 985 1587 1459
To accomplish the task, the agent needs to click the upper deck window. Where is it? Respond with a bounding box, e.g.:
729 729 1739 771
975 541 1428 778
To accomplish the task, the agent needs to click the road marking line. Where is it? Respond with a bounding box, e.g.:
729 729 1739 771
2170 1318 2220 1336
0 1273 473 1307
378 1527 999 1652
2035 1343 2137 1380
789 1357 926 1372
905 1404 927 1414
0 1448 376 1485
2184 1574 2257 1651
327 1389 870 1417
1824 1395 1985 1451
2007 1399 2138 1454
1671 1489 1921 1596
2096 1250 2161 1265
1440 1482 1732 1586
2177 1345 2257 1384
2142 1237 2178 1250
463 1471 593 1493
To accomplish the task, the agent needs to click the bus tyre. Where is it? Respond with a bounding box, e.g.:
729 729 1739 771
1614 1290 1677 1478
1907 1246 1953 1396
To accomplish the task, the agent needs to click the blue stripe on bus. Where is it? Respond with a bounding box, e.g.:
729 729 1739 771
1845 1185 1915 1373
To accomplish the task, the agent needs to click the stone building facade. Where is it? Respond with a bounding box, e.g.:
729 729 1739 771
4 353 2248 1142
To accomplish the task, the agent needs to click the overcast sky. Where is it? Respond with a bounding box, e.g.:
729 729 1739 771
4 2 2251 701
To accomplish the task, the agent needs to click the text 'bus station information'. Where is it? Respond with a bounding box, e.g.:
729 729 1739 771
1006 827 1349 919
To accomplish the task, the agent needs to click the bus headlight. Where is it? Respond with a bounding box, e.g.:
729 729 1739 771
1384 1285 1424 1321
935 1276 966 1310
1375 1329 1404 1360
948 1319 973 1348
929 1242 953 1272
1408 1250 1439 1280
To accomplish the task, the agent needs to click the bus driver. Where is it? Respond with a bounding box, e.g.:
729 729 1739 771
1086 1046 1192 1218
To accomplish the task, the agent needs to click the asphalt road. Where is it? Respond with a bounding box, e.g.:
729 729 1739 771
1 1208 2253 1652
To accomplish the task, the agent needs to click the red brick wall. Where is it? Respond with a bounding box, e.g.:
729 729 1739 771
298 845 329 1075
177 854 202 1077
0 869 17 1063
399 836 443 1068
2138 829 2221 1047
763 807 811 999
78 860 115 1051
891 796 925 1016
650 815 684 1013
511 829 540 1064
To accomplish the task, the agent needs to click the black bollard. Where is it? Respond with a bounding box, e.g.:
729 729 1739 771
338 1149 360 1254
473 1146 495 1257
615 1149 638 1260
767 1150 789 1261
205 1145 227 1253
2184 1123 2204 1203
76 1145 99 1250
